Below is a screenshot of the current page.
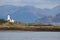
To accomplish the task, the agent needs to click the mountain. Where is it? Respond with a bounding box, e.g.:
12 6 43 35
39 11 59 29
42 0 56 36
11 6 45 23
51 5 60 15
50 5 60 23
42 8 52 16
0 5 45 23
52 13 60 23
0 5 60 23
37 16 53 24
37 5 60 23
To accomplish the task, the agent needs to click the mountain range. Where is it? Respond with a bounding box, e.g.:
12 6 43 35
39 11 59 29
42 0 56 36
0 5 60 23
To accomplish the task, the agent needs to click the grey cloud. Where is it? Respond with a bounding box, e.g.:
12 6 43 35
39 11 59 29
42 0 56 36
0 0 60 9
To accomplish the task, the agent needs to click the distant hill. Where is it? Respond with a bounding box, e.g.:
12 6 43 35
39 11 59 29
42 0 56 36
37 5 60 23
37 16 53 24
11 6 46 23
52 5 60 15
0 5 45 23
0 5 60 23
52 13 60 23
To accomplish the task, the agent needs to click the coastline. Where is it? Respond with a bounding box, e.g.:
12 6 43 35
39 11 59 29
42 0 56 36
0 27 60 32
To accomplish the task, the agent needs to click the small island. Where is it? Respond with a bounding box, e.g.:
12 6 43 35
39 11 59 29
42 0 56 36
0 15 60 32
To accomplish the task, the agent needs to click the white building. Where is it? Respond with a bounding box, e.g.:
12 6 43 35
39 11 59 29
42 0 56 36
7 15 14 23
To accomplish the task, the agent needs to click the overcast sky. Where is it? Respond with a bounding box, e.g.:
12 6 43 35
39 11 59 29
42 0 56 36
0 0 60 9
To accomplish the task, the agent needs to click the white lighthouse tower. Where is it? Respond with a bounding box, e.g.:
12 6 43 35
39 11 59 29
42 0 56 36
7 14 14 23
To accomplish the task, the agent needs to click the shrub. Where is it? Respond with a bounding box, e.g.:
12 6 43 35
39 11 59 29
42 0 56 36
0 19 7 25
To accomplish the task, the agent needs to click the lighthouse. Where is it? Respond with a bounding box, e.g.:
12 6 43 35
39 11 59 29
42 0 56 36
7 14 14 23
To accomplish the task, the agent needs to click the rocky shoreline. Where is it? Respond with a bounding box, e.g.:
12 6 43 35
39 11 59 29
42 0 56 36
0 22 60 32
0 27 60 32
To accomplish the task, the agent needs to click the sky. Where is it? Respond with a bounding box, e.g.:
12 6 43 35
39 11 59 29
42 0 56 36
0 0 60 9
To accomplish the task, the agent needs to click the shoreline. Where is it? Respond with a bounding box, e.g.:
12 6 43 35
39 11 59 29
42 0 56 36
0 27 60 32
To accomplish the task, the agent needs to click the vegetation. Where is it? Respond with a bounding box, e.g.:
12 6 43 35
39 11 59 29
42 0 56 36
0 18 60 31
0 19 7 25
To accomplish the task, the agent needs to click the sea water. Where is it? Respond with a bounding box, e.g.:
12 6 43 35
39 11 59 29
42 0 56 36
0 31 60 40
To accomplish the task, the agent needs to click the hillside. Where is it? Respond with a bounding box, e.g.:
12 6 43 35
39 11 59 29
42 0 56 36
0 5 60 23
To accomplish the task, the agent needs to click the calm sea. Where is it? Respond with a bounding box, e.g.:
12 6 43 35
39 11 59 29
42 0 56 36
0 31 60 40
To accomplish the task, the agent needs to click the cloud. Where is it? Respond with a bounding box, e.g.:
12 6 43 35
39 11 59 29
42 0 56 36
0 0 60 9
